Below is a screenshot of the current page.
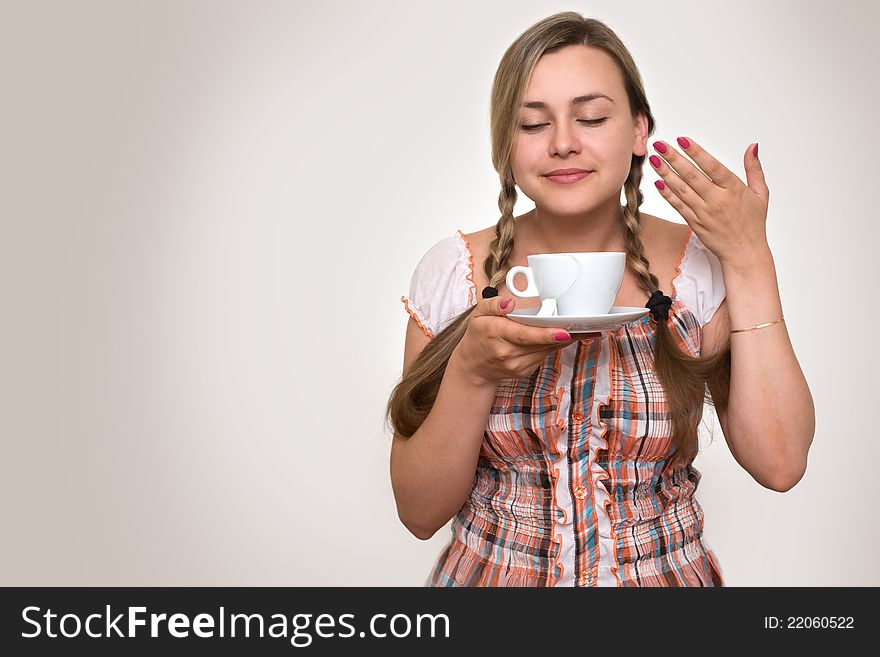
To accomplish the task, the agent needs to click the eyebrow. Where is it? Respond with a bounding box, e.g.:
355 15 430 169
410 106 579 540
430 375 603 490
521 93 615 109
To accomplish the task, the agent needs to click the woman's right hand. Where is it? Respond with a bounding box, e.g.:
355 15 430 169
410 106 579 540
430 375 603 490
452 295 597 387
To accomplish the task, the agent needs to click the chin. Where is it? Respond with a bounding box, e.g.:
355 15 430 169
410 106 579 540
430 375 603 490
534 196 603 216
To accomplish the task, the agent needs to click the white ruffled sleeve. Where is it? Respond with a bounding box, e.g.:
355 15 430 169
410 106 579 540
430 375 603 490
400 231 476 338
674 230 727 328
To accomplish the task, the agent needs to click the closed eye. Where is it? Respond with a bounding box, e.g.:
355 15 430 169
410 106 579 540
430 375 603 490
520 118 608 132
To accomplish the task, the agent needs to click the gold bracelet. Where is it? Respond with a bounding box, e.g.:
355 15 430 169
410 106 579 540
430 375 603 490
730 318 785 333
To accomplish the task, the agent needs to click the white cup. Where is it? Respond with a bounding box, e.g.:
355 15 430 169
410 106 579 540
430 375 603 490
505 252 626 316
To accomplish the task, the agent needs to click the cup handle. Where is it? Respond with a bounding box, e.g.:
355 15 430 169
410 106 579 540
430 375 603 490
556 255 582 299
505 266 539 297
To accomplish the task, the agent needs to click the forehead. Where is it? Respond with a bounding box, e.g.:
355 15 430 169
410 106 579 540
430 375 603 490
523 45 623 107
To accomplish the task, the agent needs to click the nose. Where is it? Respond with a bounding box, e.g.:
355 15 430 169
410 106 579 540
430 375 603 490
550 122 581 156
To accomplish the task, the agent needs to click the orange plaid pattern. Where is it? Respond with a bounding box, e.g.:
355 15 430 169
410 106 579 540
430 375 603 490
425 297 725 587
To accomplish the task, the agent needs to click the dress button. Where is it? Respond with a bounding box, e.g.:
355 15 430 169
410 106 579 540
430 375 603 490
574 485 587 500
572 412 584 423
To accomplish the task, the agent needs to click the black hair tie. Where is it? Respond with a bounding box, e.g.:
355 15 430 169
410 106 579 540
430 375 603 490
481 286 499 299
646 290 672 322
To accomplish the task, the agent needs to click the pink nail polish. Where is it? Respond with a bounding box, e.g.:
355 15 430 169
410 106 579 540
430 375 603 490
649 155 662 168
652 141 667 154
752 143 759 157
677 136 691 150
554 330 571 341
655 180 666 191
500 298 511 309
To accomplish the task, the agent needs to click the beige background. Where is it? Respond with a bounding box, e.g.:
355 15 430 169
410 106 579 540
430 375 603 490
1 0 877 586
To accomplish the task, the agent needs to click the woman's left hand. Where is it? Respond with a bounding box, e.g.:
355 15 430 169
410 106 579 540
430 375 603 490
648 137 770 271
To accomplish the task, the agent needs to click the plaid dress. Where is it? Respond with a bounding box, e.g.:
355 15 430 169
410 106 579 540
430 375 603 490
400 228 727 587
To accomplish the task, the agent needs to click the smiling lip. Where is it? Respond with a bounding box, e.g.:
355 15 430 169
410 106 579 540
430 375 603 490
545 169 591 183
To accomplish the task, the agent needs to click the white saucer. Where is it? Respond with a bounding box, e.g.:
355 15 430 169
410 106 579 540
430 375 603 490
507 306 650 333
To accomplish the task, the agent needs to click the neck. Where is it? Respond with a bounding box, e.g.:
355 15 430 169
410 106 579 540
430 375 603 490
524 196 628 254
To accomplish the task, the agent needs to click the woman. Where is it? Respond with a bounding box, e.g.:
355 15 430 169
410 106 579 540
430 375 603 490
386 12 814 587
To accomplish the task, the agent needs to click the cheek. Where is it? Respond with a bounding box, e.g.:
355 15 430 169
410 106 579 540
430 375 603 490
510 143 535 176
594 126 631 155
593 133 636 175
512 139 532 161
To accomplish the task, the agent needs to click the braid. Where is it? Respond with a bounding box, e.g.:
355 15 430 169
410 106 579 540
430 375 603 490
620 156 703 468
620 161 659 299
388 157 731 463
484 177 519 287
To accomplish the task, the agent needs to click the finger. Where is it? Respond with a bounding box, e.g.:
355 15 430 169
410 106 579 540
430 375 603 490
500 324 575 349
653 177 700 226
648 147 712 214
649 141 712 211
470 295 515 319
670 136 742 190
548 336 581 350
520 337 577 358
743 142 769 200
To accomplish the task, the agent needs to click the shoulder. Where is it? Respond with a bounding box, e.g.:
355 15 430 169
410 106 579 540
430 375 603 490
640 213 692 260
413 232 466 270
401 230 476 337
655 216 726 328
460 225 495 261
463 222 496 241
638 214 727 330
458 225 498 293
408 230 477 290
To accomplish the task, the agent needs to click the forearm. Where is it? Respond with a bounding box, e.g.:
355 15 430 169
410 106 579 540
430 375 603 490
390 349 497 539
721 247 815 490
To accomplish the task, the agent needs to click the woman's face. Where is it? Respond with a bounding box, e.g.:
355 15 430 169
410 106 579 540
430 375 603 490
512 45 648 216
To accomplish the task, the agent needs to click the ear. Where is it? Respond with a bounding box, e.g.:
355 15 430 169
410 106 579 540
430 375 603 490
631 113 649 157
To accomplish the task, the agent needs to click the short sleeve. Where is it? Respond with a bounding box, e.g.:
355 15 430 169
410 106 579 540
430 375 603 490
673 230 727 328
400 230 477 338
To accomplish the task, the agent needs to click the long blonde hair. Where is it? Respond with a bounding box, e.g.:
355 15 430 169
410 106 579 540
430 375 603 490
386 12 731 467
